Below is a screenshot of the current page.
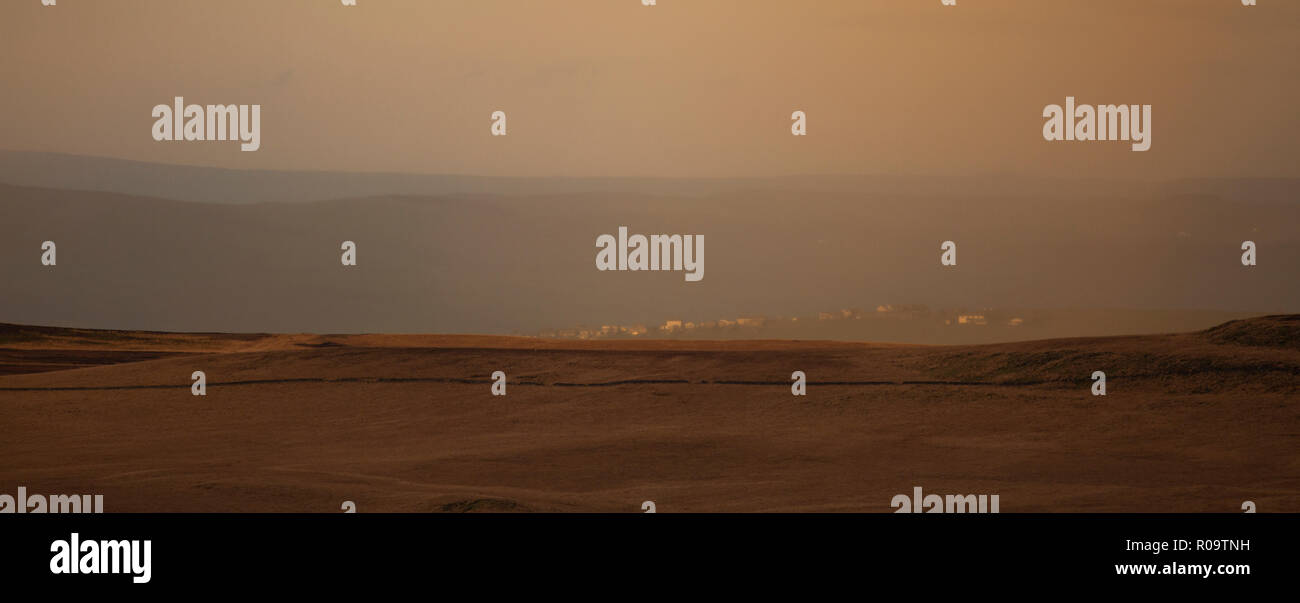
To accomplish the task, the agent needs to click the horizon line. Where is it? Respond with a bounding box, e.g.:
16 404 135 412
4 149 1299 184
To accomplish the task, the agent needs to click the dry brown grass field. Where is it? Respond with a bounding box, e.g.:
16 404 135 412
1 316 1296 513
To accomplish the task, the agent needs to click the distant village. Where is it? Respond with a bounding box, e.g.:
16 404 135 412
535 304 1029 343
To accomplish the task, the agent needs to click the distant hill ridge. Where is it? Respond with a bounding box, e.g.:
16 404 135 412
1203 315 1300 350
2 150 1298 205
2 315 1296 349
3 174 1296 336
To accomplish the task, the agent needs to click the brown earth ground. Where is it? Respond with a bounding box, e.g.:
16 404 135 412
1 317 1297 513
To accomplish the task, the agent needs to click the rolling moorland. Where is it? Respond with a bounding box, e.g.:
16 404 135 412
0 316 1295 512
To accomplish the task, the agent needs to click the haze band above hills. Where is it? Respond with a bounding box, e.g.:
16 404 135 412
2 152 1296 338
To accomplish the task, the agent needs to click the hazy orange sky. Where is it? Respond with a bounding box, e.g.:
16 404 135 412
2 0 1296 178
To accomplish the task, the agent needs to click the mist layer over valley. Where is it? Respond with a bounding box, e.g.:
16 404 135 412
1 154 1295 340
